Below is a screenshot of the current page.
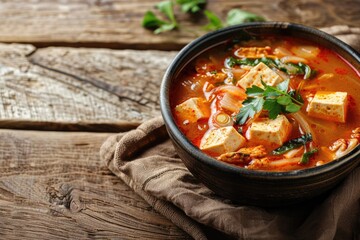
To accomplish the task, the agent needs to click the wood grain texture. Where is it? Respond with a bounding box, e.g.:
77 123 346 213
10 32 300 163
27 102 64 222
0 44 176 131
29 47 177 112
0 130 191 239
0 0 357 50
0 1 358 239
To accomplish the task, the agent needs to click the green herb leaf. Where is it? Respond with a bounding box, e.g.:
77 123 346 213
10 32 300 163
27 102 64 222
300 63 317 79
279 62 303 75
280 62 316 79
142 11 168 28
176 0 206 13
289 90 304 104
236 79 303 124
263 86 282 98
226 57 254 67
276 78 290 92
225 57 236 68
143 2 266 34
203 10 224 31
142 1 178 34
227 57 316 80
300 148 318 164
285 102 302 112
272 133 313 155
235 97 264 125
263 99 282 119
276 95 292 106
256 57 277 68
226 9 266 26
154 23 177 34
156 1 177 23
246 85 264 96
225 57 279 69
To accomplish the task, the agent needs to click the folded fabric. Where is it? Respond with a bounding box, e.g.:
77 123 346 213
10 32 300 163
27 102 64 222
100 26 360 240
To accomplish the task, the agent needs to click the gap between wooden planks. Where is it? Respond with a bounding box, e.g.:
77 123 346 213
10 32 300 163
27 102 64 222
0 43 177 132
0 43 195 239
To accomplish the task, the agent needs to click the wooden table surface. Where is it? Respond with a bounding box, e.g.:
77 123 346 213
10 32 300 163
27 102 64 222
0 1 358 239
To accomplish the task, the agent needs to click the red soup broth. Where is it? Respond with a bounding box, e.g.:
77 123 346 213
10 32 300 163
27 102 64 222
170 35 360 171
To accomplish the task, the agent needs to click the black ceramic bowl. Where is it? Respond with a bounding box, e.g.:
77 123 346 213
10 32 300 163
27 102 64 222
160 22 360 207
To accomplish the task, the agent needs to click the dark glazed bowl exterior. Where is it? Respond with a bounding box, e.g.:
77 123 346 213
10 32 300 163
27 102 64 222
160 22 360 206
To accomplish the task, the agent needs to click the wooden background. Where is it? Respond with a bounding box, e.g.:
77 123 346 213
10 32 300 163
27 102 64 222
0 0 358 50
0 0 359 239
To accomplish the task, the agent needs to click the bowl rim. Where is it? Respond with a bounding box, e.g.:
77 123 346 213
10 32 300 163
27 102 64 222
160 21 360 179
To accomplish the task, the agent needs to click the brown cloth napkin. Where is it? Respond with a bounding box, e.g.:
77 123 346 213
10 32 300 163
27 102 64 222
100 26 360 240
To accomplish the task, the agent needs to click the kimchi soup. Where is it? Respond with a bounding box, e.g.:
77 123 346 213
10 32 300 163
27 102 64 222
170 35 360 171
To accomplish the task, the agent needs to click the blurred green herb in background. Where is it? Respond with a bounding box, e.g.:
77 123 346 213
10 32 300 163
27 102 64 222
226 9 266 26
176 0 206 13
203 10 223 31
142 0 266 34
142 1 178 34
204 9 266 31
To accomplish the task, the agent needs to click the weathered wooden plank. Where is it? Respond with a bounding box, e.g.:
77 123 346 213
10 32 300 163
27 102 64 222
0 129 191 239
29 47 177 111
0 0 357 50
0 44 176 131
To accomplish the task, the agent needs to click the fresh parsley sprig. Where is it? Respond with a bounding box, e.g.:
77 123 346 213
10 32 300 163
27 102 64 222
235 79 303 125
235 96 264 125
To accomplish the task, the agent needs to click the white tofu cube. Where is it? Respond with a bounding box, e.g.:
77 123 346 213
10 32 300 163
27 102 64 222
237 62 284 90
246 115 291 146
174 97 210 124
306 91 348 123
200 126 246 155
